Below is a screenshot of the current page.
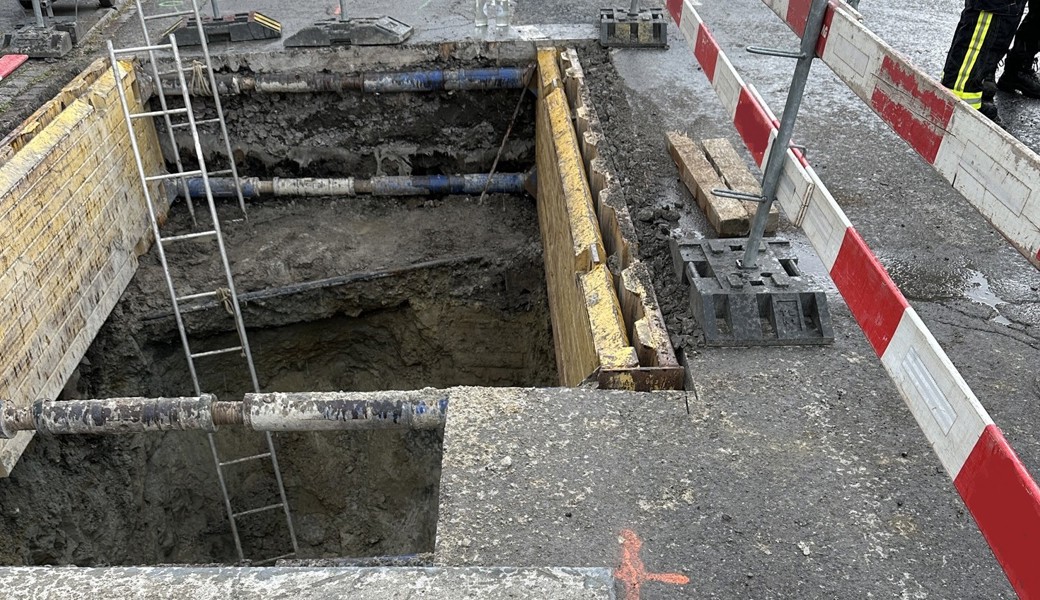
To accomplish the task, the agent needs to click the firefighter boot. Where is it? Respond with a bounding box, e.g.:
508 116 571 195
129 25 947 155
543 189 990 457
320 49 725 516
999 59 1040 98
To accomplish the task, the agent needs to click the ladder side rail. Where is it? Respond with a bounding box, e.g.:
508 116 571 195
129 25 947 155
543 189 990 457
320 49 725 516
106 43 205 399
133 0 197 224
263 429 299 555
164 36 248 563
168 36 299 560
188 0 250 217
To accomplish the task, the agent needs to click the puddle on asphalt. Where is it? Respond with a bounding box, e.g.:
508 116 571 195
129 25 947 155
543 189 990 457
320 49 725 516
883 258 1011 326
963 270 1012 326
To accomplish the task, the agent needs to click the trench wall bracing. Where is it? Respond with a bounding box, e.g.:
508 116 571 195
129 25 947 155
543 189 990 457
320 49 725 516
0 58 165 476
536 48 682 391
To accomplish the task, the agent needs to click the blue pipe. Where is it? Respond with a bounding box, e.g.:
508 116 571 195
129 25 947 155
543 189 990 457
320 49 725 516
187 177 261 199
361 68 528 93
367 173 527 195
185 172 529 199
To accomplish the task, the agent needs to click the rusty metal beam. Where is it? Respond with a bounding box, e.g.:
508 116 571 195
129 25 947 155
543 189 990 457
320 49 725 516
0 391 448 438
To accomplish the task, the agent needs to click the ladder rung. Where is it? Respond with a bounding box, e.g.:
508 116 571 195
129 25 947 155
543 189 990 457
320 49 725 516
233 503 285 519
143 9 194 21
146 169 203 182
112 43 173 54
175 290 218 303
219 452 272 467
132 107 190 119
160 229 216 243
171 118 222 129
191 346 243 359
210 169 234 176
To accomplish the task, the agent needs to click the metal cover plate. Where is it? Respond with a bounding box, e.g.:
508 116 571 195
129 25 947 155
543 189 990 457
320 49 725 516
670 237 834 346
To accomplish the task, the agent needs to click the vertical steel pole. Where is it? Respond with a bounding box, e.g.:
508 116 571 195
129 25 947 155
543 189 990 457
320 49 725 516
31 0 45 27
741 0 829 269
211 0 219 18
340 0 347 21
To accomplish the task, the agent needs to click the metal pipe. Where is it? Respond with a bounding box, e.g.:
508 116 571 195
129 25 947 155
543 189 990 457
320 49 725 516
365 173 528 196
741 0 829 269
361 68 529 92
244 392 448 431
159 68 531 96
31 0 45 29
186 173 529 200
0 396 218 438
0 392 449 437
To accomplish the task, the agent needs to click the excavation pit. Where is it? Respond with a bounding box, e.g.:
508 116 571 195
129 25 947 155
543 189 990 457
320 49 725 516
0 54 552 567
0 43 681 569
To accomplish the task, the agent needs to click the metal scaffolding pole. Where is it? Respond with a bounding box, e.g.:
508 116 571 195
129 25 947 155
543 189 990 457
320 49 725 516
735 0 829 269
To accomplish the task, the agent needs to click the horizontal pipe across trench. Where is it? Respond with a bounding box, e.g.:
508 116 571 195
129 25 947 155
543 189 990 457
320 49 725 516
159 67 532 95
186 174 530 199
0 392 449 437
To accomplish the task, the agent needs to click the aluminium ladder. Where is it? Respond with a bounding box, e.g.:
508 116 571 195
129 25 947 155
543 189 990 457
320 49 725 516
106 0 298 564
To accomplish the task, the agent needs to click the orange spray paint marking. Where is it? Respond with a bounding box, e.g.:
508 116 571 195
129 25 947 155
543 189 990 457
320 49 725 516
615 529 690 599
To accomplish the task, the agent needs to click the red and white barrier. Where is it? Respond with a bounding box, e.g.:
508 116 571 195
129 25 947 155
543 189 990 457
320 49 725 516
0 55 27 82
666 1 1040 597
760 0 1040 269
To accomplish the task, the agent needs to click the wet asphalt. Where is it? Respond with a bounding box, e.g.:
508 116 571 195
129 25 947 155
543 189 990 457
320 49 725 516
1 0 1038 596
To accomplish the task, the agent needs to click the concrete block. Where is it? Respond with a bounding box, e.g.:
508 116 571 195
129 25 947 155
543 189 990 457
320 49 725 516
667 131 747 236
701 137 780 234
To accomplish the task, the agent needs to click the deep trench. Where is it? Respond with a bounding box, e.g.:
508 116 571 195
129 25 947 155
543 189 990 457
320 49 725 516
0 70 552 566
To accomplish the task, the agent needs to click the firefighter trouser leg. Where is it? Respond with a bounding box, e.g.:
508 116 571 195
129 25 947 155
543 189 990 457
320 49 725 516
942 1 1024 107
1007 0 1040 69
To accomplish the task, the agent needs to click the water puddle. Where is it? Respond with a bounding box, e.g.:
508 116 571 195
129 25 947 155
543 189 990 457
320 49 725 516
882 257 1011 326
963 270 1011 326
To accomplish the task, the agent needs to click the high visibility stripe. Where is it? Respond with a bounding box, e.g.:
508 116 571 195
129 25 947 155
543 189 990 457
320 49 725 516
252 12 281 32
950 88 984 107
954 12 992 96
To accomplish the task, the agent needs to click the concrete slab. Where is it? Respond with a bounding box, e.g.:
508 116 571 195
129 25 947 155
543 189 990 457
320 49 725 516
436 386 1016 598
0 566 615 599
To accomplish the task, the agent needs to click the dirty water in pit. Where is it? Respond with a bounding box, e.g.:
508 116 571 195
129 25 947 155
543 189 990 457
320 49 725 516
0 75 552 566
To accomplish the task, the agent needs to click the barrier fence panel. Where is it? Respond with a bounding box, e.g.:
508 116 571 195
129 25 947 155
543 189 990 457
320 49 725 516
756 0 1040 269
666 1 1040 597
